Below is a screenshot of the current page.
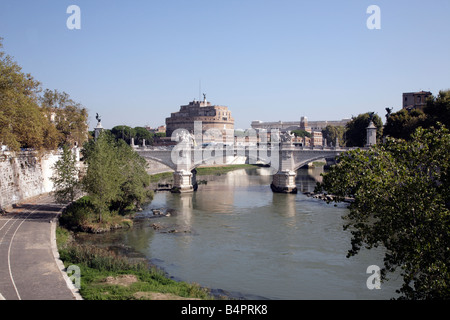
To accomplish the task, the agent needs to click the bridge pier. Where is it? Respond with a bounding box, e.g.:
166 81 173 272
171 170 198 193
270 170 298 194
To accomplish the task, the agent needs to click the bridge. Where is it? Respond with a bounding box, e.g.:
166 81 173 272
134 140 357 194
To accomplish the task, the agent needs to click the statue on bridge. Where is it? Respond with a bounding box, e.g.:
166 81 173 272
385 107 393 122
176 130 196 146
280 131 295 143
94 113 104 140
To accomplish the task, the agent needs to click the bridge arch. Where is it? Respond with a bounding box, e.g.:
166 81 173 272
188 149 273 171
292 154 338 172
138 152 178 171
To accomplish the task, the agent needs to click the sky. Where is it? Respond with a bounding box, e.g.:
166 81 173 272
1 0 449 130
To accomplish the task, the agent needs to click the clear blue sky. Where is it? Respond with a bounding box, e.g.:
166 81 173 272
1 0 449 130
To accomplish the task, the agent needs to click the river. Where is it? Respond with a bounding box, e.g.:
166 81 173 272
77 166 402 300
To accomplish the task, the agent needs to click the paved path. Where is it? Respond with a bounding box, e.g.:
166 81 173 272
0 194 80 300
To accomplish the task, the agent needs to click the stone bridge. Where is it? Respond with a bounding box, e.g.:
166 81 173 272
134 141 357 194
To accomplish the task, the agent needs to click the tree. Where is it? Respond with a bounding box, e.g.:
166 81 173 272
110 125 136 144
81 131 152 222
0 38 60 151
40 89 89 148
423 89 450 129
383 89 450 141
110 139 152 213
321 125 345 147
51 145 80 203
291 129 311 138
345 112 383 147
383 108 427 140
133 126 154 146
82 132 122 222
0 38 85 152
315 124 450 299
110 125 155 146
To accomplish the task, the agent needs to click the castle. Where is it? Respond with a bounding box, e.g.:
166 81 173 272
165 95 234 143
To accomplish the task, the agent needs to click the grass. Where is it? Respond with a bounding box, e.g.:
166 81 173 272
59 196 134 233
56 227 214 300
311 161 326 167
196 164 259 176
148 164 260 184
149 171 174 183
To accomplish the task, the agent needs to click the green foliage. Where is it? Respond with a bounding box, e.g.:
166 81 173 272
149 171 174 183
59 196 96 230
383 108 427 140
291 129 311 138
40 89 89 147
110 125 164 146
321 125 345 146
423 89 450 129
110 139 153 213
111 125 158 145
345 112 383 147
0 38 53 151
55 226 72 249
316 124 450 299
0 38 87 151
81 131 152 222
60 243 148 272
196 164 258 176
110 125 136 144
57 241 213 300
384 89 450 141
82 133 122 222
133 126 154 145
51 145 80 203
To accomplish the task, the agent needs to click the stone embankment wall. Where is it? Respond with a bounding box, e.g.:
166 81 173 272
0 150 78 210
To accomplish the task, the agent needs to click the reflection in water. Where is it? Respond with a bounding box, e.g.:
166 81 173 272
296 166 324 193
79 167 401 300
173 193 194 225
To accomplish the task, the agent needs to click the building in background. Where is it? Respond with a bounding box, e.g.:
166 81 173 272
251 116 348 147
166 96 234 143
145 125 166 134
251 118 350 132
402 91 432 111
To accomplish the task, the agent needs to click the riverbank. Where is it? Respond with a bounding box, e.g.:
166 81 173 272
149 164 261 191
196 164 260 175
149 164 260 183
56 226 217 300
58 196 138 234
55 164 258 299
303 191 354 203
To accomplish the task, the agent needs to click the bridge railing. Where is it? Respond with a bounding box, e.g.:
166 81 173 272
133 144 361 152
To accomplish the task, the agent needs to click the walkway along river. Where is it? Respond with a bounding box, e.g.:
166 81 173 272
76 166 402 300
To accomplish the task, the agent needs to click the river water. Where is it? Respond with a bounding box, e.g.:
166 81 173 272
78 166 402 300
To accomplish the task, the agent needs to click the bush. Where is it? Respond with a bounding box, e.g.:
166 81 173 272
59 243 148 272
59 196 95 230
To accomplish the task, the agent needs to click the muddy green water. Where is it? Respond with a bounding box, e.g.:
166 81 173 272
78 167 401 299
